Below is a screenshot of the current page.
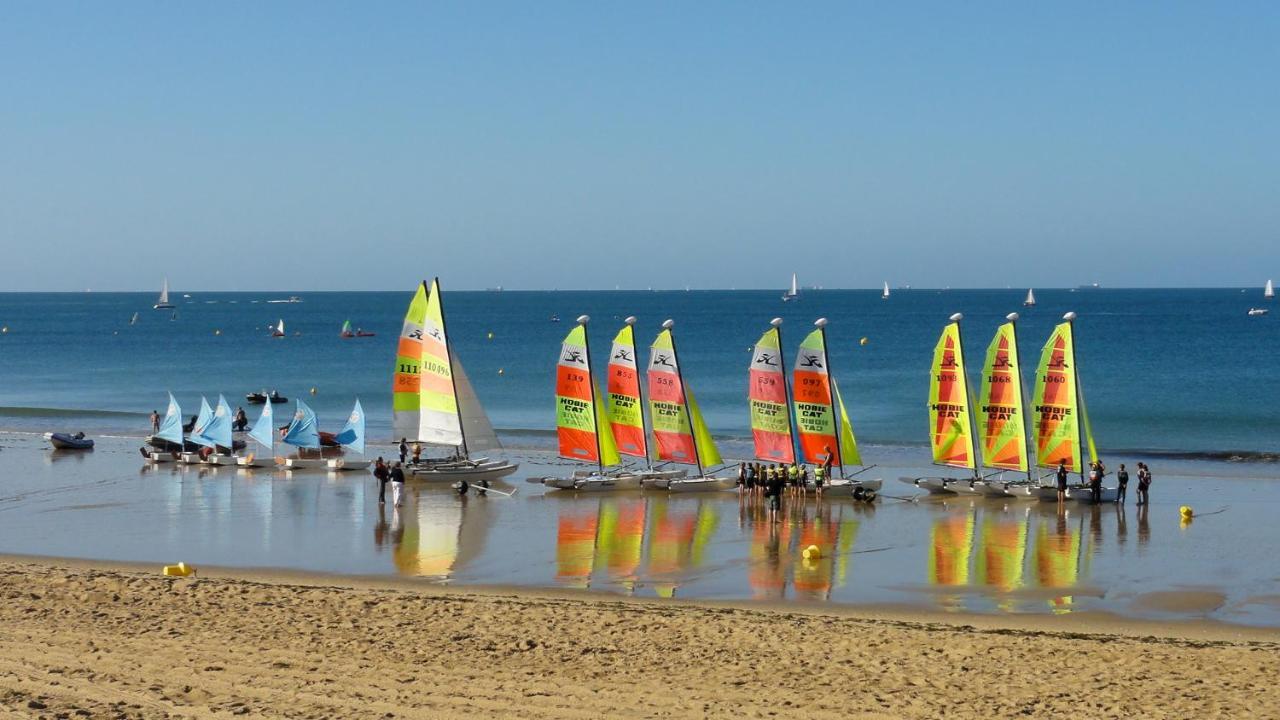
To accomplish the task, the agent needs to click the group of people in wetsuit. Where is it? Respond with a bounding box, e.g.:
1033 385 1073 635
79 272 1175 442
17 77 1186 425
735 446 849 523
1055 458 1154 505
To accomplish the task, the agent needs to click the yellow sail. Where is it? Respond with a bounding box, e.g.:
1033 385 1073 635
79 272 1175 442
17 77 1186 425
978 322 1029 472
687 390 723 468
929 321 976 469
1032 321 1083 472
419 278 463 447
832 379 862 466
391 282 429 440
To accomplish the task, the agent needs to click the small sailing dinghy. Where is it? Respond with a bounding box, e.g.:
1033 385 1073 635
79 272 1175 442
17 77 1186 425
340 320 376 338
1025 313 1116 503
787 318 881 498
144 393 184 463
882 282 890 300
154 278 175 310
1024 288 1036 307
781 273 799 302
395 279 519 483
199 395 239 465
279 399 329 469
974 314 1036 498
271 319 286 337
902 314 983 495
238 399 275 467
326 399 370 471
641 319 734 492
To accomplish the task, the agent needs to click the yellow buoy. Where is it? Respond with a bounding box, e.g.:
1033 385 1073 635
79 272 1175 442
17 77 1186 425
801 544 821 560
859 337 868 346
162 562 197 577
1180 505 1193 518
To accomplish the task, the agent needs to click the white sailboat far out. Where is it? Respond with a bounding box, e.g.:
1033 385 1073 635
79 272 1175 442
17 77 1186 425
1266 279 1274 299
271 319 285 337
781 273 799 302
1024 288 1036 307
153 278 175 310
881 282 890 300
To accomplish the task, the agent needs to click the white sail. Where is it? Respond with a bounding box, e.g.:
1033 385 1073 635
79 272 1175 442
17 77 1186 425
276 319 285 335
130 312 139 325
787 273 798 297
1025 288 1036 306
158 278 170 305
882 282 890 299
451 352 502 452
1266 279 1274 299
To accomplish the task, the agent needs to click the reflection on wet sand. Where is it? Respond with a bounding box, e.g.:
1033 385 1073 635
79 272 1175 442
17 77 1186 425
554 497 718 597
741 497 862 601
921 504 1107 614
376 487 494 580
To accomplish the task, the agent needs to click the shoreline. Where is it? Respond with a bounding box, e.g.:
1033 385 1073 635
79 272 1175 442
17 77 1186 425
0 556 1277 718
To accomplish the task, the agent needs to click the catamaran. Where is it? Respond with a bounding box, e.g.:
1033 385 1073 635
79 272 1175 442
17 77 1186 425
973 313 1036 497
881 282 891 300
781 273 799 302
904 314 983 494
1026 312 1115 502
1023 288 1036 307
393 279 518 483
641 320 733 491
154 278 175 310
787 318 880 497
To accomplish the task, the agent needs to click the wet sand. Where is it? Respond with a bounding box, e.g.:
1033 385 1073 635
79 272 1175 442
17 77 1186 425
1 556 1277 719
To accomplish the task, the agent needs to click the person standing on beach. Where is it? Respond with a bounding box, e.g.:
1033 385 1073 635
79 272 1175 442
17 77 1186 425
412 441 422 465
1116 464 1129 504
821 446 834 487
1055 461 1069 503
390 461 406 507
1137 463 1153 505
398 438 408 464
150 410 160 434
766 465 785 523
736 462 747 495
1088 461 1103 504
373 457 389 505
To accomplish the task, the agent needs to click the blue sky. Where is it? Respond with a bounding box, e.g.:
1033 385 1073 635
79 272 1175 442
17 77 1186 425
1 3 1277 291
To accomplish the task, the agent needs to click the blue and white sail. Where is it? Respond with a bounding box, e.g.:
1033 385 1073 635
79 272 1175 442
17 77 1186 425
155 393 184 446
282 400 321 449
334 399 366 455
188 396 215 448
196 394 233 450
247 399 275 452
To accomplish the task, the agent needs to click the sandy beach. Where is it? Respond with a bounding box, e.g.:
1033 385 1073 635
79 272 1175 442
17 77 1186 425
1 557 1277 719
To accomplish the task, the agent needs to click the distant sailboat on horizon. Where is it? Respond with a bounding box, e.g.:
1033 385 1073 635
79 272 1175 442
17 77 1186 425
272 319 285 337
1266 279 1274 299
130 312 139 326
153 278 175 310
882 282 891 300
1024 288 1036 307
781 273 799 302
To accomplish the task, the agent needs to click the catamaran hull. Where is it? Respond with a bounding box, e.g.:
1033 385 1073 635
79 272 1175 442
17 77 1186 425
652 476 735 493
537 467 686 491
1066 486 1119 504
280 457 334 470
409 461 519 484
326 458 371 471
902 476 958 495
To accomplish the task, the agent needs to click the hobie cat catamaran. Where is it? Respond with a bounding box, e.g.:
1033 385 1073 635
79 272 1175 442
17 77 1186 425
787 318 880 497
642 320 733 491
974 313 1036 497
1027 312 1115 502
905 314 985 494
393 279 517 483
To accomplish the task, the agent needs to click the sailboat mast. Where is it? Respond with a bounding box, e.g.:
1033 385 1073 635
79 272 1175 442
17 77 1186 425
771 318 800 466
433 277 470 458
1064 311 1084 483
814 318 844 479
950 313 983 479
578 315 605 477
664 319 703 478
626 316 653 470
1006 312 1035 483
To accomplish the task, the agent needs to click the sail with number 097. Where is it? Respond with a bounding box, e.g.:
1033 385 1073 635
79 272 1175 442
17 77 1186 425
792 329 838 465
929 320 976 469
748 325 795 463
606 320 648 459
979 321 1029 472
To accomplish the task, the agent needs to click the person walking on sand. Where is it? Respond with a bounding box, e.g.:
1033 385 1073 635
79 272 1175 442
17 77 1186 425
390 461 406 507
373 457 389 505
398 438 408 464
150 409 160 434
1055 460 1069 504
1116 464 1129 504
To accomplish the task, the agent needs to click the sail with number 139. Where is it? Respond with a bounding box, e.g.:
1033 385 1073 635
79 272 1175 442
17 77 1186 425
556 318 620 471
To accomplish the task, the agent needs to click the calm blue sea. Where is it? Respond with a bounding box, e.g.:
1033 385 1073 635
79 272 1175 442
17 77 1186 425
0 288 1275 460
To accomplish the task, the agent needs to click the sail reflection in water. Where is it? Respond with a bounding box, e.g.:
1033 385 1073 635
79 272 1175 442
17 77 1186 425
554 497 717 597
744 500 862 601
375 487 494 579
924 506 1092 613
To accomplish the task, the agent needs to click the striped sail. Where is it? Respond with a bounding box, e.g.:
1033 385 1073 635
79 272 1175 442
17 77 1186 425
979 322 1029 472
606 323 647 459
647 328 721 467
748 326 794 463
929 322 976 469
792 329 838 465
555 325 619 466
391 282 429 441
418 279 463 448
1032 321 1096 473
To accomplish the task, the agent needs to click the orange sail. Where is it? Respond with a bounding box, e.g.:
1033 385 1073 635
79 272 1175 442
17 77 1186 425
929 320 976 469
748 325 795 463
606 319 648 459
979 320 1029 472
792 327 838 466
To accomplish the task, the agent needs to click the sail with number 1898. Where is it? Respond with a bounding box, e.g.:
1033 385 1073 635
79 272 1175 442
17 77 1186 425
904 314 982 495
